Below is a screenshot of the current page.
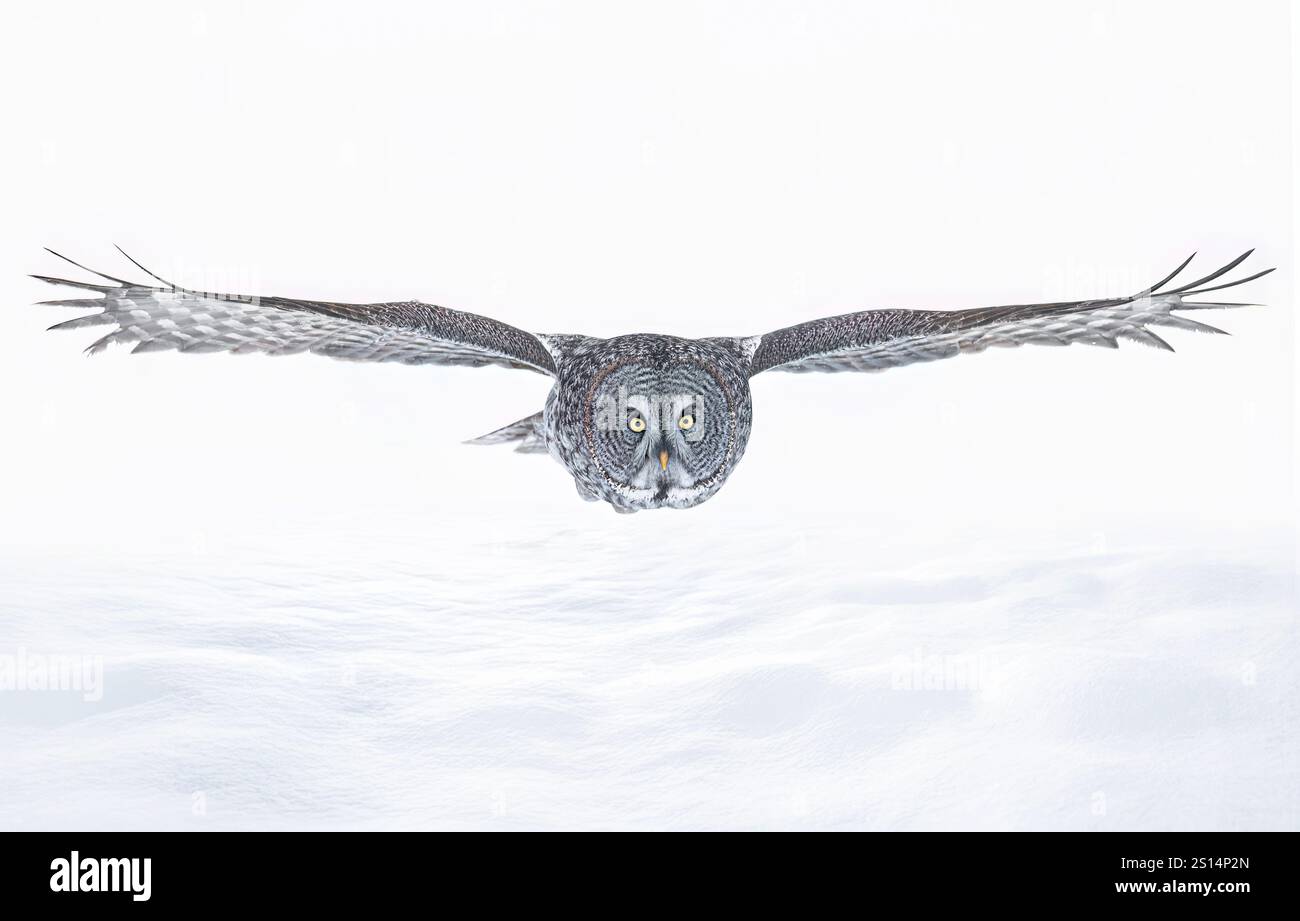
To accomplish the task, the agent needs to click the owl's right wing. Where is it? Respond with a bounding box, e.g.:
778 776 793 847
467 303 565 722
739 251 1273 376
32 248 560 375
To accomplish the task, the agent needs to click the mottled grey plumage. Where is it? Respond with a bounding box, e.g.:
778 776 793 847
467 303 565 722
30 248 1272 512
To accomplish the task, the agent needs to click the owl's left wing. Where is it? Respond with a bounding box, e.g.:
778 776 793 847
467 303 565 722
31 248 559 375
742 251 1273 376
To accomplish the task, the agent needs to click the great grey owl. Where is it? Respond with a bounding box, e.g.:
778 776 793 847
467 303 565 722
31 248 1272 513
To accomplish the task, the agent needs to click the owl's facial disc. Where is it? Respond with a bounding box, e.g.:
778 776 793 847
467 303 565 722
586 361 737 507
621 393 703 493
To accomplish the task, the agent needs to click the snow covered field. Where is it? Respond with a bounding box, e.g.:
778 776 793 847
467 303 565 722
1 506 1294 830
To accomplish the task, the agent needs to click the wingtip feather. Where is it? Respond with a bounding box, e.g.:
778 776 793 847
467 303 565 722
113 244 177 289
1178 266 1275 298
1140 251 1197 297
30 273 112 292
42 248 134 287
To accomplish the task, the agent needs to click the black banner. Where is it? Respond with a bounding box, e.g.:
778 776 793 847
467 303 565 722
0 831 1287 909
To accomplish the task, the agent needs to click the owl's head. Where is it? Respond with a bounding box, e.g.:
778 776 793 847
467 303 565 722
577 338 752 510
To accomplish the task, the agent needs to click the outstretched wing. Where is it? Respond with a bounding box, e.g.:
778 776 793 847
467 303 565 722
31 248 558 375
745 251 1274 376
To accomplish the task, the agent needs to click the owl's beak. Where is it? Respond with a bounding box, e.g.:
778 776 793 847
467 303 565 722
658 450 670 472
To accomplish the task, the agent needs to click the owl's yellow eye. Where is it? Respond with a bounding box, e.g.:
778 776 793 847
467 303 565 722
678 414 695 430
628 416 646 433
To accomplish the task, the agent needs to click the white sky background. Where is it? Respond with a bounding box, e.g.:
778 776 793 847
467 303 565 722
0 0 1292 541
0 1 1294 830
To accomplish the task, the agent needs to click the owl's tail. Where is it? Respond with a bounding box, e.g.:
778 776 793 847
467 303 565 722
464 412 548 454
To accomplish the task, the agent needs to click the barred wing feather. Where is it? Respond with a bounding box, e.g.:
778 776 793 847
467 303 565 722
748 251 1274 376
32 248 558 375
